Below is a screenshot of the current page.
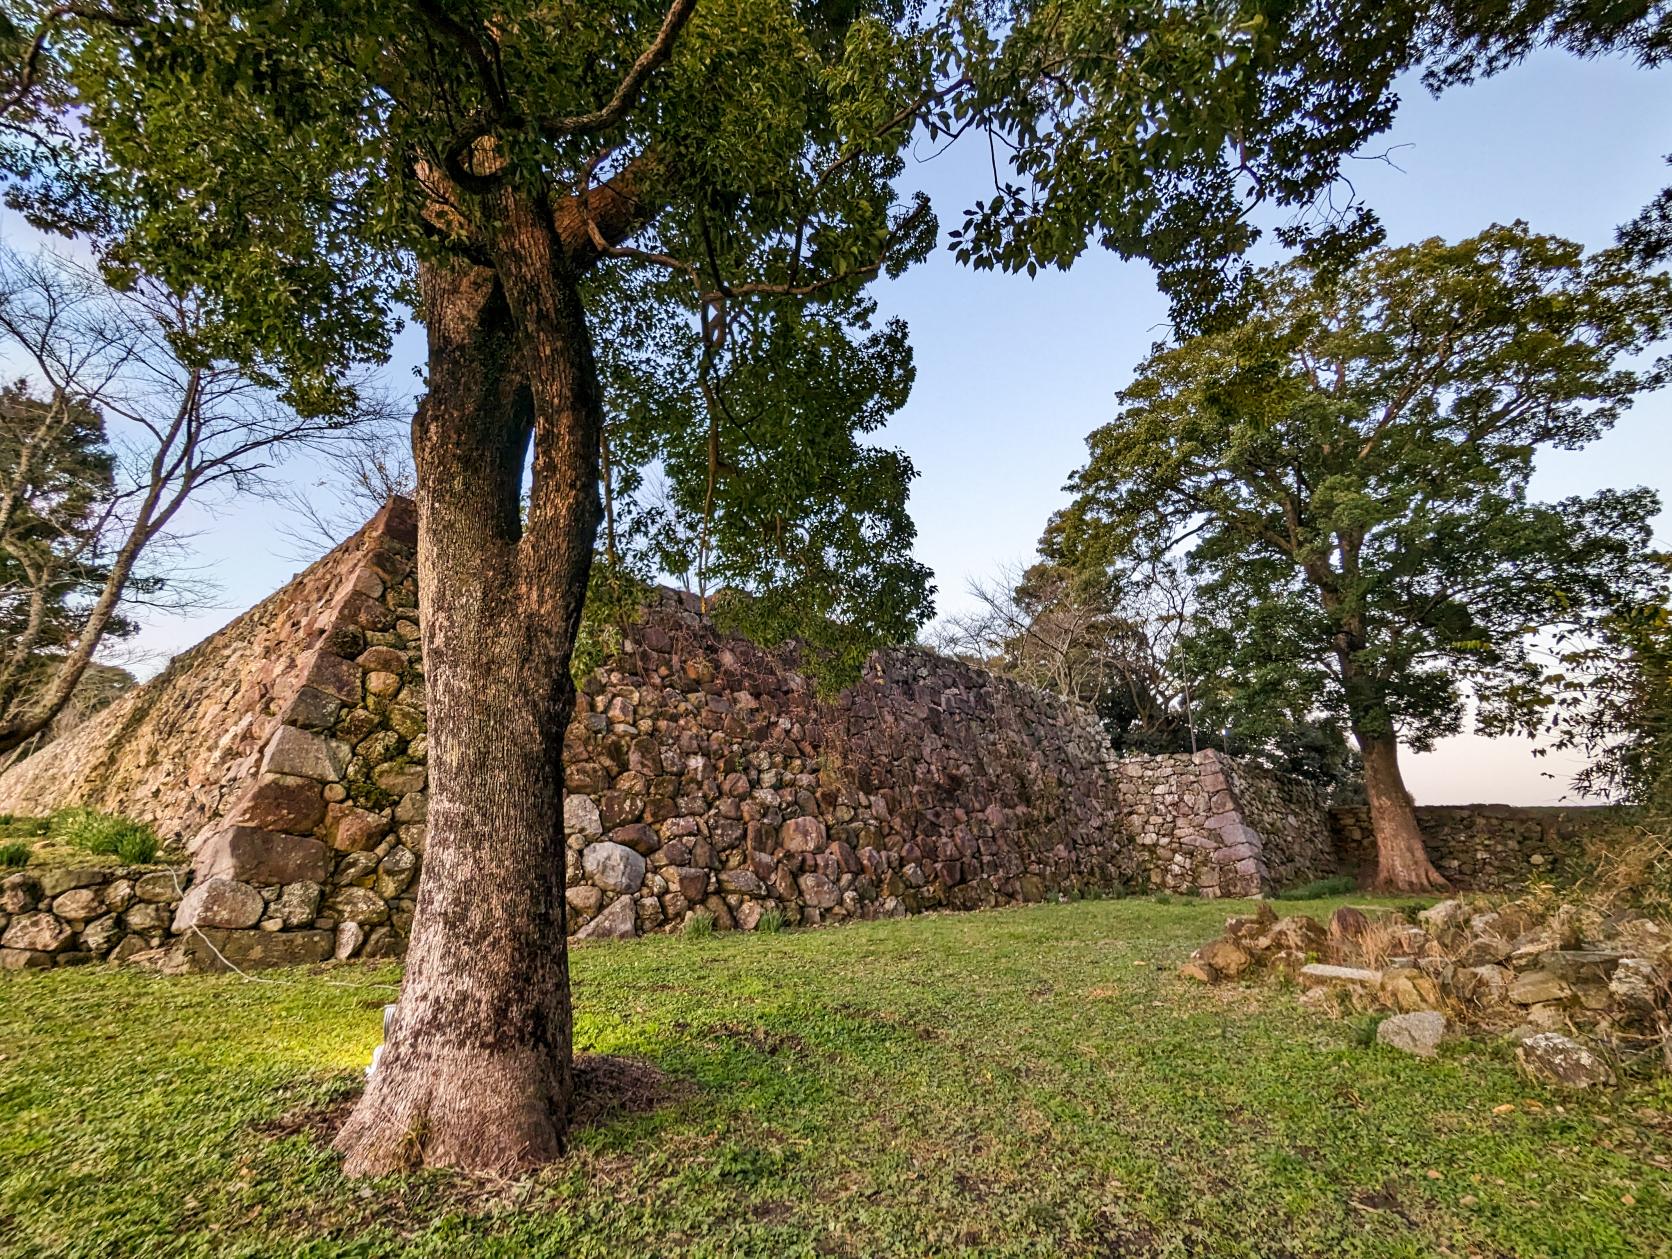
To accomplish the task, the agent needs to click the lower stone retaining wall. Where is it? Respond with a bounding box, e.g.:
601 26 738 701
1 864 184 968
1328 804 1625 888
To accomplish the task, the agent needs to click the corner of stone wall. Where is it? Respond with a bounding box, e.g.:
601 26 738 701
177 497 427 970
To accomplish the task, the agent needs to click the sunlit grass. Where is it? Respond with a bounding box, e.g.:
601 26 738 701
1 895 1668 1257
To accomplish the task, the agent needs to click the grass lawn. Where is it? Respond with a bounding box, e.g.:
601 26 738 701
2 895 1670 1258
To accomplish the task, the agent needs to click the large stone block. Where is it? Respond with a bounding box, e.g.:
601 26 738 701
177 928 334 971
582 842 646 895
196 827 332 885
173 877 265 931
228 773 328 834
261 726 348 783
36 867 106 898
299 651 364 703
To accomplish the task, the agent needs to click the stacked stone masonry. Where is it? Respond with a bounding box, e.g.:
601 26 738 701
0 497 1620 970
1328 804 1621 889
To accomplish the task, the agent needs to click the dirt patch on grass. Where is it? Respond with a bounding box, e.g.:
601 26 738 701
706 1020 811 1057
570 1051 688 1127
256 1053 684 1152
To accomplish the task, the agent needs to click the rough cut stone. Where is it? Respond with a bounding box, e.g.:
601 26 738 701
178 927 334 971
260 726 346 783
582 842 646 895
196 827 332 885
276 685 342 731
172 877 265 931
1515 1032 1613 1089
1 912 73 953
1298 963 1381 991
1377 1011 1447 1058
574 894 637 941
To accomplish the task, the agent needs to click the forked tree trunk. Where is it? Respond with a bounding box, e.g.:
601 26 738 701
334 197 604 1175
1358 730 1450 893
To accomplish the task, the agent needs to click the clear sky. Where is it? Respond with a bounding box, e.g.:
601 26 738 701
5 47 1668 805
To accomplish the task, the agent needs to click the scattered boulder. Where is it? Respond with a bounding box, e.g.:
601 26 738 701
1252 914 1327 956
1515 1032 1614 1089
1179 960 1218 984
1377 1011 1447 1058
1193 937 1253 979
1508 971 1573 1007
1328 905 1370 947
1418 899 1471 932
1608 958 1663 1017
1379 966 1441 1013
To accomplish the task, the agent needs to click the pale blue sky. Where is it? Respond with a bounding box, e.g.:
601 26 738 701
4 48 1668 804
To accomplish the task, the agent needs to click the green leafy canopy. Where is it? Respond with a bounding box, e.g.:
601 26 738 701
1053 223 1672 753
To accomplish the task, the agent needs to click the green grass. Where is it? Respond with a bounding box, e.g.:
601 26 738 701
1272 874 1359 901
47 807 160 864
2 896 1669 1257
0 810 163 868
0 841 31 868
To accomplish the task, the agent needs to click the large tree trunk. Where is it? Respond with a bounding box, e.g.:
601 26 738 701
334 196 604 1176
1358 731 1450 894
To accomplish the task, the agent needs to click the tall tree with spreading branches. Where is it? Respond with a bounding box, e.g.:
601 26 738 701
0 246 382 756
0 0 1490 1173
1052 225 1671 890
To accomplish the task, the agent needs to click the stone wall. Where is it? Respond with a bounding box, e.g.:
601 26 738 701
1113 752 1333 897
1 863 184 969
1328 804 1624 889
0 497 1371 970
558 589 1137 938
0 498 425 969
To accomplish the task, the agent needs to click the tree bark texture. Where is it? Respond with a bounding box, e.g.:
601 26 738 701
1358 730 1450 893
334 193 604 1176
